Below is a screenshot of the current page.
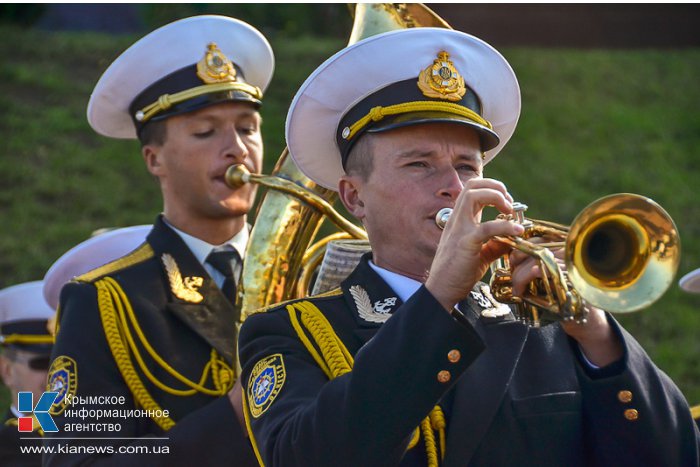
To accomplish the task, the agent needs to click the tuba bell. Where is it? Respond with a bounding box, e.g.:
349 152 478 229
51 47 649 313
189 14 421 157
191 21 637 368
436 193 681 327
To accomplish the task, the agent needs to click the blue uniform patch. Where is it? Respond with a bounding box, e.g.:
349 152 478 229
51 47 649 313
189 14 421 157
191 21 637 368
47 356 78 416
248 354 286 418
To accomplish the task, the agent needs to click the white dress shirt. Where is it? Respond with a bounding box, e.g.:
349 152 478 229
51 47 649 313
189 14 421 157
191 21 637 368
165 220 248 289
367 260 422 303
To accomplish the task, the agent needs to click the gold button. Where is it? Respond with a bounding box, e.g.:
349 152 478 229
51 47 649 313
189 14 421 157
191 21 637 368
447 349 461 363
437 370 451 383
617 390 633 403
624 409 639 421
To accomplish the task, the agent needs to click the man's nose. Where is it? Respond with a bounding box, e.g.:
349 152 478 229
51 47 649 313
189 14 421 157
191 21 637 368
222 127 249 162
436 167 463 199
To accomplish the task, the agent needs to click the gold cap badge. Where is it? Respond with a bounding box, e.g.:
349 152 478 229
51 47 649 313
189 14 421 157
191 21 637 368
417 51 466 102
196 42 237 84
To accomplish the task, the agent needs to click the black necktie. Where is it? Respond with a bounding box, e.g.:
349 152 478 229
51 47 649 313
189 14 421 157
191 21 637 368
206 248 241 306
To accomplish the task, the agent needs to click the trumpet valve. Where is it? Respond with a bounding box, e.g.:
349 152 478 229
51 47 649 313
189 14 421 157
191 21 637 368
511 202 534 230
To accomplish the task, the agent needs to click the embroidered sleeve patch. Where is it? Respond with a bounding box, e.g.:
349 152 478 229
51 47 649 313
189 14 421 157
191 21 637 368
47 356 78 416
247 354 286 418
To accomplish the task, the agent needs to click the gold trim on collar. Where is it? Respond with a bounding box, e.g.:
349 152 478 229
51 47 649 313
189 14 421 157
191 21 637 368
5 415 45 435
162 253 204 303
249 288 343 317
77 243 153 283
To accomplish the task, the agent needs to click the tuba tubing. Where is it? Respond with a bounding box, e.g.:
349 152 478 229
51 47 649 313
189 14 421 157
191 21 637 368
226 164 366 239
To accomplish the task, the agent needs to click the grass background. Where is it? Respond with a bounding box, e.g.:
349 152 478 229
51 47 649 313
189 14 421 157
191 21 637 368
1 9 699 413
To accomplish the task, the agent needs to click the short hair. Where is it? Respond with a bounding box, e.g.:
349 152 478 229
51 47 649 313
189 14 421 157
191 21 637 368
344 133 374 180
1 346 18 360
138 119 168 147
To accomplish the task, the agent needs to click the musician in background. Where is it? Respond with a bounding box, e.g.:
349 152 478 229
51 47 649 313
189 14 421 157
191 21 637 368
238 27 700 466
679 268 700 429
680 268 700 295
0 281 54 466
44 15 273 466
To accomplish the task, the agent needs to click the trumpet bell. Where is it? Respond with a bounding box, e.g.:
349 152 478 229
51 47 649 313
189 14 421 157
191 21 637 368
566 194 680 313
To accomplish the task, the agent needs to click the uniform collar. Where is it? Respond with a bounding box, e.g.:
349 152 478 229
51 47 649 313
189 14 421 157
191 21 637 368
163 217 249 265
146 215 239 364
367 260 422 303
341 253 404 327
343 253 515 330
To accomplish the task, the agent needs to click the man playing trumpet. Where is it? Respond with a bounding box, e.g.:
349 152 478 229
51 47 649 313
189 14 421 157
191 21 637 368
239 27 699 466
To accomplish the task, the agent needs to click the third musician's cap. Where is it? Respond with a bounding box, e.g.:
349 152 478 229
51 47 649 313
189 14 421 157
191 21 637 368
0 282 54 356
87 15 274 140
43 225 151 310
679 268 700 294
286 27 521 190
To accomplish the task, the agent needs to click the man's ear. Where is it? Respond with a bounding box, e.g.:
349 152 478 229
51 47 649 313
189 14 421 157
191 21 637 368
0 355 14 386
338 175 365 220
142 144 164 177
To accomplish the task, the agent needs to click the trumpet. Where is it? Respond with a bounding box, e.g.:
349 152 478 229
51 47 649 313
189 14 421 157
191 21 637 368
435 194 680 327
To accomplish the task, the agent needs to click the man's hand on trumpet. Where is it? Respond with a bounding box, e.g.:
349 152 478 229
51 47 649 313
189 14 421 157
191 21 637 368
509 245 623 367
425 177 524 312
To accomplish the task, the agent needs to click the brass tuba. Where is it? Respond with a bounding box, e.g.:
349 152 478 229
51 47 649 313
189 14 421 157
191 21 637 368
435 193 681 327
234 3 452 325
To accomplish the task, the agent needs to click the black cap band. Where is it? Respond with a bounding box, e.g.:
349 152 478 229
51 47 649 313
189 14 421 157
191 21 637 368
0 319 53 354
336 78 499 169
129 63 261 137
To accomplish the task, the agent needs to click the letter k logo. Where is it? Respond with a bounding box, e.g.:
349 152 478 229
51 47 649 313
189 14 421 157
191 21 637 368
18 391 59 432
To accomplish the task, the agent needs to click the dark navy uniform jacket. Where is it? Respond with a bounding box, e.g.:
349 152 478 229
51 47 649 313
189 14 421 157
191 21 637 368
0 409 42 466
44 216 256 466
239 254 700 467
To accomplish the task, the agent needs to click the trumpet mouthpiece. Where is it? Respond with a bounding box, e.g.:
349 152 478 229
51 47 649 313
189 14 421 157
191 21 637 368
435 208 453 230
225 164 250 188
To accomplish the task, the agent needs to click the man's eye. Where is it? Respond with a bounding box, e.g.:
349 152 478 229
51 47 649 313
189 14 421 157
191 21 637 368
457 165 478 173
238 126 258 136
407 161 428 168
194 129 214 138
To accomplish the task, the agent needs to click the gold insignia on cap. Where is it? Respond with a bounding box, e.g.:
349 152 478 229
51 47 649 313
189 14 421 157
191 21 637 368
196 42 237 84
417 51 466 102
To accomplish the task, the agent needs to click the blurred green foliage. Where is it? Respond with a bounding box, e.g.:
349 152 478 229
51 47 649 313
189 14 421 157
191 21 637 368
0 4 46 26
1 13 699 414
138 4 351 39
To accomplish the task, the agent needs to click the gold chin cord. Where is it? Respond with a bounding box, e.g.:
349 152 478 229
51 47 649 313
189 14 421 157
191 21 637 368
435 193 681 327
